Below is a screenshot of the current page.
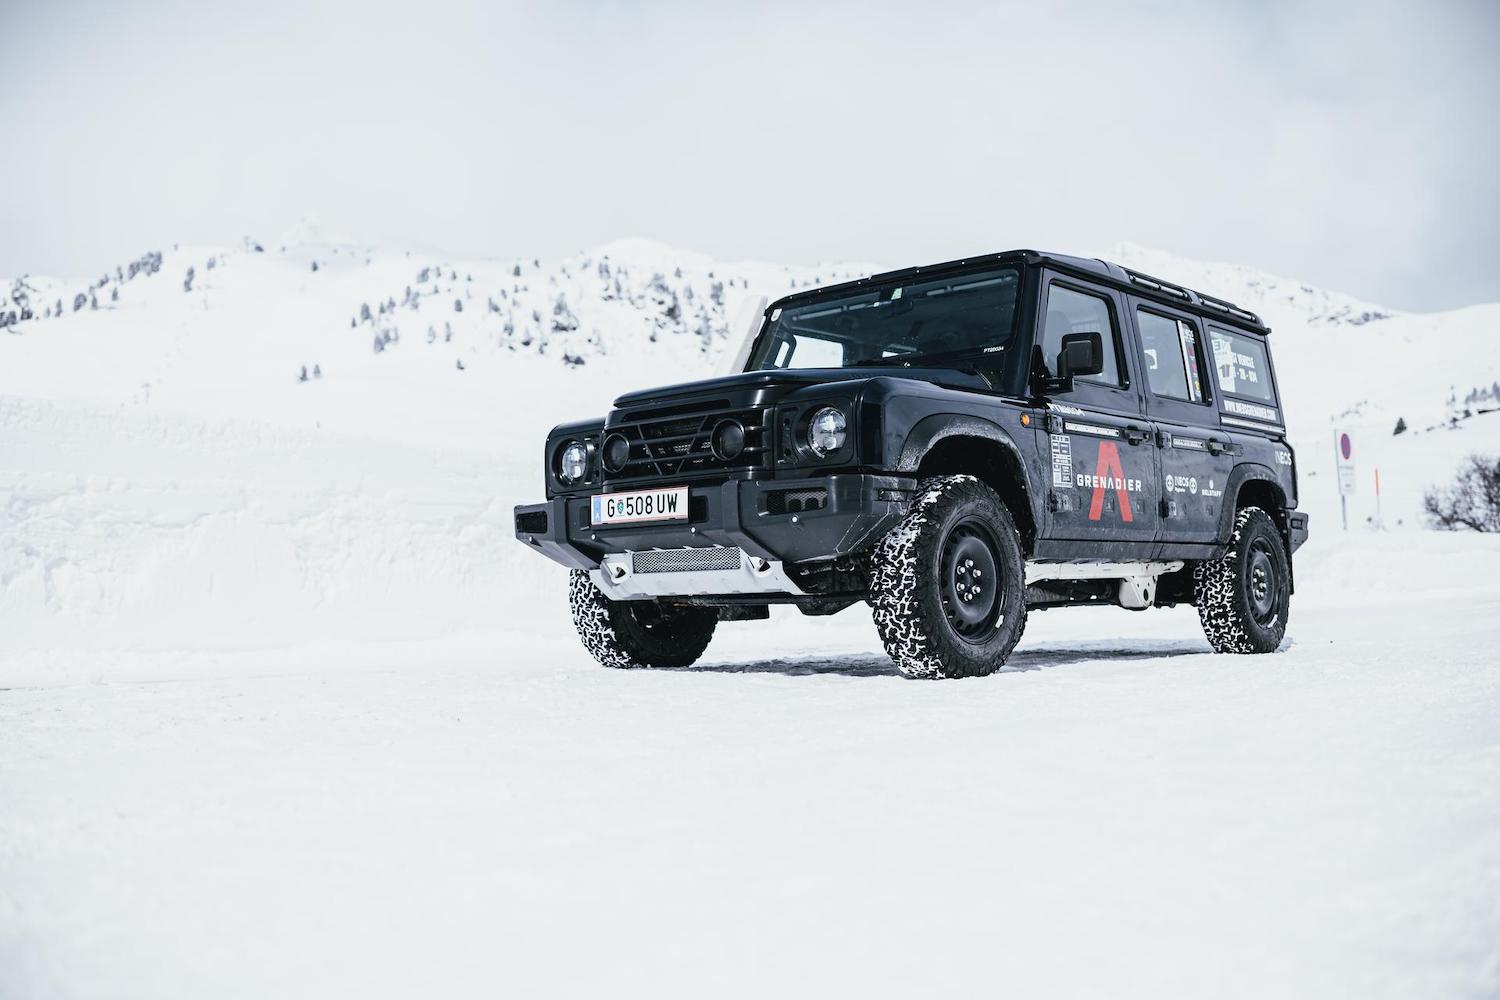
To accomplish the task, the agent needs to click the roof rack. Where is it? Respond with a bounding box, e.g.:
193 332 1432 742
1197 292 1262 327
1123 268 1190 302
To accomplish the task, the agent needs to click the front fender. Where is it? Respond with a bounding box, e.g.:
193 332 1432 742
893 412 1029 472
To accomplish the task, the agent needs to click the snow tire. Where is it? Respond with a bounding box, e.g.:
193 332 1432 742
869 475 1027 679
1193 506 1291 654
568 569 718 669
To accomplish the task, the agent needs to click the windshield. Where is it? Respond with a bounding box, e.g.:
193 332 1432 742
747 266 1022 376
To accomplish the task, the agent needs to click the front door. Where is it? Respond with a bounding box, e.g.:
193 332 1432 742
1035 278 1159 550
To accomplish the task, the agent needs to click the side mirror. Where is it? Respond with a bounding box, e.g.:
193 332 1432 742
1057 331 1104 379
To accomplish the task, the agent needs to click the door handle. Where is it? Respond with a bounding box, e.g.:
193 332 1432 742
1206 438 1239 456
1123 426 1149 445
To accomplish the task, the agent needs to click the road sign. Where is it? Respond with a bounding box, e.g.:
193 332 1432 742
1334 430 1356 530
1335 430 1356 496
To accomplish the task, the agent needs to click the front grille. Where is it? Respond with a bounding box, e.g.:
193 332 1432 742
607 401 770 483
632 547 743 574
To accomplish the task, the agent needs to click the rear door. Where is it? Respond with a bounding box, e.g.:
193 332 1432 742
1129 299 1235 545
1035 276 1159 548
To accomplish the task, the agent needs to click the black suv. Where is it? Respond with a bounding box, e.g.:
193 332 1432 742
514 250 1309 678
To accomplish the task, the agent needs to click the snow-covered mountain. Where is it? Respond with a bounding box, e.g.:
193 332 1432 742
5 231 1495 436
0 229 877 448
3 229 1498 525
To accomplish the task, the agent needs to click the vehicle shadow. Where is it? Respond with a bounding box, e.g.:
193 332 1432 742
678 638 1210 679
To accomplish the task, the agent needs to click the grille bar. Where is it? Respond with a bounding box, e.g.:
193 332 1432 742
631 548 743 574
607 404 772 483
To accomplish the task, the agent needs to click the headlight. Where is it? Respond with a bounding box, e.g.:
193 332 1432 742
558 440 590 483
807 407 847 457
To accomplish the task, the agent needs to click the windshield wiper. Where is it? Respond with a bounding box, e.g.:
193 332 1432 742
860 346 1005 370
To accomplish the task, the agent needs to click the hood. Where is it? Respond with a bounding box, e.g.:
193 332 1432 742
612 366 993 409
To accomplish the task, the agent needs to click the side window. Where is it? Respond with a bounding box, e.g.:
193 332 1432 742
1207 327 1275 402
1137 309 1207 403
1042 284 1122 388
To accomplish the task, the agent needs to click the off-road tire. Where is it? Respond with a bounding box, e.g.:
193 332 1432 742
1193 506 1291 654
568 570 718 669
869 475 1027 679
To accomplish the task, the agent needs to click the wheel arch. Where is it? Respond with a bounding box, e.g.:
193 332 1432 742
895 415 1039 555
1221 463 1295 589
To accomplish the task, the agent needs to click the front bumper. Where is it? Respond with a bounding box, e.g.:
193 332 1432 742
1288 510 1310 552
513 474 916 573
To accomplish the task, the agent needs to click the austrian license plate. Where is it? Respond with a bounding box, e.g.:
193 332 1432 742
591 486 690 526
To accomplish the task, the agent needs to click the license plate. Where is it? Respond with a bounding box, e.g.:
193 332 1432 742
591 486 690 526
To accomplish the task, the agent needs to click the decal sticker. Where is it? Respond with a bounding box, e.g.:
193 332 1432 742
1063 420 1121 438
1171 436 1208 451
1201 479 1224 499
1223 398 1279 422
1275 450 1293 466
1211 332 1265 395
1164 474 1199 495
1050 434 1074 488
1078 442 1141 522
1220 415 1285 431
1048 402 1086 416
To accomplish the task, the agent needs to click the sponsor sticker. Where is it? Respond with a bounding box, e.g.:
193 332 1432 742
1050 434 1074 488
1223 398 1279 422
1078 442 1141 522
1063 420 1121 438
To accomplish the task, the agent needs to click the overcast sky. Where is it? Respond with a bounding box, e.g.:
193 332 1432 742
2 0 1496 311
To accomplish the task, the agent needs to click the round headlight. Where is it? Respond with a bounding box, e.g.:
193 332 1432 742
558 440 590 483
807 407 847 457
711 418 746 461
602 433 631 474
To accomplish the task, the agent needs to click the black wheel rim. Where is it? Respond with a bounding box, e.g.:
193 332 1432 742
1246 540 1280 625
939 516 1004 642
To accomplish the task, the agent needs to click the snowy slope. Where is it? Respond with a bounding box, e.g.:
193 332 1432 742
3 236 1500 997
3 232 1498 631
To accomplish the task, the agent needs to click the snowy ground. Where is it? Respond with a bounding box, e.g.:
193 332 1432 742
3 396 1500 999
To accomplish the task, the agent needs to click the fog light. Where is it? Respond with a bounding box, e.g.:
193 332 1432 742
602 433 631 474
711 418 746 461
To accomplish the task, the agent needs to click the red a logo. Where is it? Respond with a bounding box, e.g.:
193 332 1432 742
1088 441 1133 523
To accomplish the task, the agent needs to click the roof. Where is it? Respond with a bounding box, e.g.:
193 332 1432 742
768 249 1270 335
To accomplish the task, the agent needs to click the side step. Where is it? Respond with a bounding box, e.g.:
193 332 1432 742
1025 560 1184 610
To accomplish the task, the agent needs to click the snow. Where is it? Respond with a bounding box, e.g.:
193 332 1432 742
2 235 1499 997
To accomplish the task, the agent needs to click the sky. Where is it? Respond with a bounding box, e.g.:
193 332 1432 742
2 0 1497 312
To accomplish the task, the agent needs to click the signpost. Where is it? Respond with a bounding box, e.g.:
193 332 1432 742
1334 430 1356 530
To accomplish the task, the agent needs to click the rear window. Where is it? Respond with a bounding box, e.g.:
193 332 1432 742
1208 327 1275 403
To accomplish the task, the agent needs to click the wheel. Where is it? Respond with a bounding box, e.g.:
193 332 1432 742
1193 506 1291 654
869 475 1027 679
567 569 718 669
